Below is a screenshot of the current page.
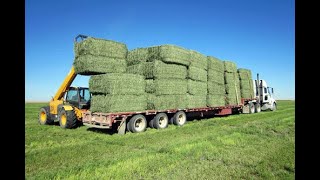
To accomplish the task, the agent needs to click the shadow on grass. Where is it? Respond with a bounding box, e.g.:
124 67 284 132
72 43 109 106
86 127 118 135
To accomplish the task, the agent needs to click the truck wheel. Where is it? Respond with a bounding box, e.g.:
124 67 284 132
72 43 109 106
58 109 78 129
172 111 187 126
148 119 155 128
39 106 54 125
271 103 277 111
249 102 255 114
128 114 147 133
153 113 169 129
255 103 261 113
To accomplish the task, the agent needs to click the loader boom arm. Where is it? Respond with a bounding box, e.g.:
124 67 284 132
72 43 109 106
53 66 77 101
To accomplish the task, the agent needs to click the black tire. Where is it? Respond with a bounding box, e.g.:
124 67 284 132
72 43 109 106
148 119 155 128
128 114 147 133
172 111 187 126
38 106 54 125
153 113 169 129
58 108 78 129
249 102 255 114
255 103 261 113
271 102 277 111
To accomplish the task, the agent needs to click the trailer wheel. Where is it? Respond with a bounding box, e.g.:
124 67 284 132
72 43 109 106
172 111 187 126
128 114 147 133
153 113 169 129
249 102 255 114
58 109 78 129
148 119 155 128
39 106 54 125
255 103 261 113
271 103 277 111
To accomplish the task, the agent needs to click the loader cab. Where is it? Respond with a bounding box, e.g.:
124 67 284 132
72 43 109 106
65 87 91 110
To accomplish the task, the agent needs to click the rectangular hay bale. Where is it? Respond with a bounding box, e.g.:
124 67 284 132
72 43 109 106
89 73 145 95
187 95 207 108
188 66 207 82
207 82 225 95
74 55 126 75
207 56 224 71
91 94 147 113
148 45 190 66
127 48 149 66
187 80 207 95
224 61 237 73
153 79 187 95
206 95 226 107
189 50 208 70
74 37 127 59
207 69 224 84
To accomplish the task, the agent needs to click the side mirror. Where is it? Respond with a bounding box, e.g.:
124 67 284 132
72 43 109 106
272 88 274 93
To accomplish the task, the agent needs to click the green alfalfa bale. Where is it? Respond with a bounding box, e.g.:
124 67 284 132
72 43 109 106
240 79 251 90
207 82 225 95
127 47 149 66
145 79 155 93
89 73 145 95
206 95 226 107
151 95 178 110
90 94 147 113
73 55 126 75
225 93 241 105
154 79 187 95
176 94 189 109
187 80 207 95
188 66 207 82
146 93 156 110
189 50 208 70
240 89 254 99
148 45 190 66
207 69 224 84
145 60 187 79
207 56 224 71
187 95 207 108
74 37 128 59
224 72 240 84
224 61 237 73
238 68 252 79
126 63 144 76
225 83 241 96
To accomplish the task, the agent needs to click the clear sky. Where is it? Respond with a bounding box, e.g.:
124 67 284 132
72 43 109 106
26 0 295 101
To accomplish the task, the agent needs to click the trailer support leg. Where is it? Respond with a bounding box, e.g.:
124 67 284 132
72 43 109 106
117 119 126 135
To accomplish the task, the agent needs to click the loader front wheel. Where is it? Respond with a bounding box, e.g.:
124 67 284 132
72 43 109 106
58 109 78 129
38 107 54 125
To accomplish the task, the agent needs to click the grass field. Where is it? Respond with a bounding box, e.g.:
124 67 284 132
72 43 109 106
25 100 295 179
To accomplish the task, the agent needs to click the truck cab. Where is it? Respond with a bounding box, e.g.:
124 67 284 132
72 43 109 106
254 79 277 111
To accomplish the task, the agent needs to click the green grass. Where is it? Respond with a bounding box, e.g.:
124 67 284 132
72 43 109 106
25 100 295 179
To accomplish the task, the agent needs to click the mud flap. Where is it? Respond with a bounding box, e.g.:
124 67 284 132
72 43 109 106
117 120 126 135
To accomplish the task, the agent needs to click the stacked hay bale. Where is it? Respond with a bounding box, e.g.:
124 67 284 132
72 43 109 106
187 50 208 108
73 37 146 113
207 56 226 106
238 68 255 99
224 61 241 105
127 45 189 110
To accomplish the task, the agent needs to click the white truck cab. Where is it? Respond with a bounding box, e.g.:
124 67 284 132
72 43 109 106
254 78 277 111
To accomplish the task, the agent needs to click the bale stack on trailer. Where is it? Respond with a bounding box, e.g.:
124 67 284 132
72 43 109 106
207 56 226 106
127 45 189 110
187 50 208 108
238 68 255 99
73 37 146 113
224 61 241 105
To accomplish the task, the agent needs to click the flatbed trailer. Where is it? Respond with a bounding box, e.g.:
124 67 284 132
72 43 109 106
82 98 257 134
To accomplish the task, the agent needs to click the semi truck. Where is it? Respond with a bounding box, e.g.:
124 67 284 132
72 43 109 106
38 36 277 135
38 65 276 135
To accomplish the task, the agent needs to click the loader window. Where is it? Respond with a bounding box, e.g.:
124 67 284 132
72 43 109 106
79 89 91 102
66 90 78 102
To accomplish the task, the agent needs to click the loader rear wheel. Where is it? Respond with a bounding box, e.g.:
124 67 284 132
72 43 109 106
128 114 147 133
172 111 187 126
58 109 78 129
153 113 169 129
38 107 54 125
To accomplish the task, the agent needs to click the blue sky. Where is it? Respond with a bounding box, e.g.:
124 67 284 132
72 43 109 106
26 0 295 101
